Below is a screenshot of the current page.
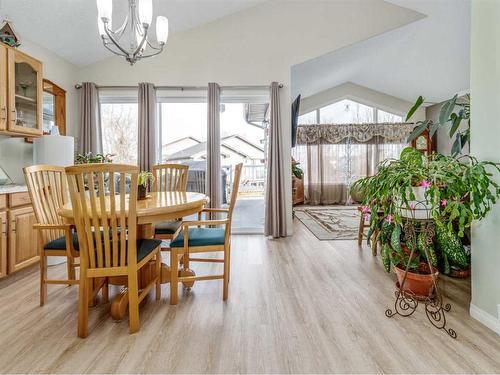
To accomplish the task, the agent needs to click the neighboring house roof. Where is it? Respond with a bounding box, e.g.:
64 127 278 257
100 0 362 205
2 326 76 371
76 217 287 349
164 134 265 162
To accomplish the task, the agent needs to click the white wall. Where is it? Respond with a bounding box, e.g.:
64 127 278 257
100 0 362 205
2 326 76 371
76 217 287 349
299 82 426 121
77 0 421 234
470 0 500 334
0 36 79 183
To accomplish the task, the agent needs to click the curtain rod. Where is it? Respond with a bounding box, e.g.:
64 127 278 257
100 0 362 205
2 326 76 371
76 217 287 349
74 83 284 90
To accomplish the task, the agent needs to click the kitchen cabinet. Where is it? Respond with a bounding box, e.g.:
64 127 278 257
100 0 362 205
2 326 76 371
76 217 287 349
0 211 7 279
8 205 38 273
0 44 7 132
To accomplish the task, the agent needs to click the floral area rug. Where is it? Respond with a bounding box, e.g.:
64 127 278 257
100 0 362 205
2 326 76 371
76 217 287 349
294 206 360 240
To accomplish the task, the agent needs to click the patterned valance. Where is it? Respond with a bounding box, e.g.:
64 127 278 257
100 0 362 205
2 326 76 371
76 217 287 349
296 122 414 145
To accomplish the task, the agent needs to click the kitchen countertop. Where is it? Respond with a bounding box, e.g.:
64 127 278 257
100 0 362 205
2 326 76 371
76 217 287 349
0 184 28 194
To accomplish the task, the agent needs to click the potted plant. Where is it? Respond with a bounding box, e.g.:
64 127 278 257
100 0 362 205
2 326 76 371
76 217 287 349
75 152 114 164
352 147 499 291
137 171 154 200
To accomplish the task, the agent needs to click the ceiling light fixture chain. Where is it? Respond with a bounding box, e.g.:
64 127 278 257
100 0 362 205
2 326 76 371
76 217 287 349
97 0 169 65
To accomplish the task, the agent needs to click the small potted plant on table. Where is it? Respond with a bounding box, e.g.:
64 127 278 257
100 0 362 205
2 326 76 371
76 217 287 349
138 171 154 200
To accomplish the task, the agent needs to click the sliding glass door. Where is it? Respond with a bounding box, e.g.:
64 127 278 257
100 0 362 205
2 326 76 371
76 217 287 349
219 98 268 233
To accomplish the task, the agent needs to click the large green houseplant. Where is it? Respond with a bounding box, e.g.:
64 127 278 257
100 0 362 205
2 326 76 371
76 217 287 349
352 147 499 291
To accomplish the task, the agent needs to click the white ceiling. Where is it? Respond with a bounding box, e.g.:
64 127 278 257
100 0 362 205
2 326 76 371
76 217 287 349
0 0 265 66
291 0 470 104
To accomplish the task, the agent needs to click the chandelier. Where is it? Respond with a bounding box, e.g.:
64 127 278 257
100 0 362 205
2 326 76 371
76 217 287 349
96 0 169 65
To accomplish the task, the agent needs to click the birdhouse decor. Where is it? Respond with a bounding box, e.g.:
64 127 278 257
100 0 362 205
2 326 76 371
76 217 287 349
0 20 20 48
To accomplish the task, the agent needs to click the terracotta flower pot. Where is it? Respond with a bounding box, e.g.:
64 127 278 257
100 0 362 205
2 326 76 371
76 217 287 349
394 265 438 298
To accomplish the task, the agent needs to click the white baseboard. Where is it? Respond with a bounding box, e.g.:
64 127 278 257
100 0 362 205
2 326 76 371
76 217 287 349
470 303 500 336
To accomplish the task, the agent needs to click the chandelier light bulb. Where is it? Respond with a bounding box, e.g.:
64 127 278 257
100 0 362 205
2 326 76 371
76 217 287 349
96 0 112 21
156 16 169 44
139 0 153 26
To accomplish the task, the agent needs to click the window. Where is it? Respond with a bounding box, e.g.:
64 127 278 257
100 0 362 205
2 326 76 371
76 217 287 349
377 109 403 123
298 110 317 125
158 99 207 193
101 102 138 164
319 99 374 124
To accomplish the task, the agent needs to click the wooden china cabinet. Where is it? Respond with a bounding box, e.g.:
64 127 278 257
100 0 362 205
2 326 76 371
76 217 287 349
0 43 43 137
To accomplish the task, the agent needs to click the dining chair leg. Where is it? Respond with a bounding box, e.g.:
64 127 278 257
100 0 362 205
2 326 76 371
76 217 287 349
102 278 109 304
227 244 231 284
357 212 364 246
170 249 178 305
127 270 140 334
155 249 161 301
67 256 76 285
77 276 89 338
39 252 47 306
223 246 229 301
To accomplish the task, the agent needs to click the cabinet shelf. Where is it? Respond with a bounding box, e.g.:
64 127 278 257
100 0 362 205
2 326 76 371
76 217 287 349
15 94 36 103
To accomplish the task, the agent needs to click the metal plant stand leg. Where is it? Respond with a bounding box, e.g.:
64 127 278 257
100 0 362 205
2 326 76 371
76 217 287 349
385 219 457 339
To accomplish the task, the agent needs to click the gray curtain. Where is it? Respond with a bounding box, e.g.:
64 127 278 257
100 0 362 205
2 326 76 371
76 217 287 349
78 82 102 154
206 82 221 208
138 82 156 171
265 82 287 237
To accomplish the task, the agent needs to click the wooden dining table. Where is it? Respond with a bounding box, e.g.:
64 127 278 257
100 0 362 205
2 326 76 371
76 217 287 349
57 191 209 320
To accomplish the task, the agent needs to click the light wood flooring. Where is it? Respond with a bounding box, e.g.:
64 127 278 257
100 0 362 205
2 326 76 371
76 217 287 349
0 220 499 373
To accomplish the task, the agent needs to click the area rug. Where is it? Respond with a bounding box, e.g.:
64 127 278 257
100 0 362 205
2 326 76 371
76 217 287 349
294 206 360 240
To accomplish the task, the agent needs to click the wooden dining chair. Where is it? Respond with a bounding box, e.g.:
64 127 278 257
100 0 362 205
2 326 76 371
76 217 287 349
152 164 189 243
169 163 243 304
23 165 79 306
65 163 161 337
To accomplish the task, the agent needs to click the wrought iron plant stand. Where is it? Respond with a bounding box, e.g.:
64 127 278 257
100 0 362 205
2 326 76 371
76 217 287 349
385 202 457 339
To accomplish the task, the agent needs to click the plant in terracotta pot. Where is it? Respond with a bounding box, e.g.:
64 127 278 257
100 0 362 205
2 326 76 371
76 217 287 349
352 147 499 290
137 171 154 200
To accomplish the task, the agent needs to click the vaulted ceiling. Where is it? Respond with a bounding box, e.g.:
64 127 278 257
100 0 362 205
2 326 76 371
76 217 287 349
0 0 265 66
292 0 470 104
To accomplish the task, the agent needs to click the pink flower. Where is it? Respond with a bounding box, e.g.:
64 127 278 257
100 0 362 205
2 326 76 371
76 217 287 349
361 205 371 214
419 180 432 188
441 199 448 207
409 202 415 209
363 213 370 221
385 214 394 223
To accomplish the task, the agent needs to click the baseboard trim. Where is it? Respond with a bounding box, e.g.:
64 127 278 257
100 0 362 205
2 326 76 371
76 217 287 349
470 303 500 336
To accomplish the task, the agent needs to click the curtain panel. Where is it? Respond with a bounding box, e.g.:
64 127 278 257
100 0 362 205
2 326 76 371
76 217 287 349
265 82 287 238
78 82 102 154
206 82 221 209
138 82 157 172
293 123 412 205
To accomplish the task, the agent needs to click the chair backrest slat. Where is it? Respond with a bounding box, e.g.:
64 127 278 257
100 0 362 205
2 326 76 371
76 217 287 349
23 165 69 244
228 163 243 221
65 164 139 271
152 164 189 192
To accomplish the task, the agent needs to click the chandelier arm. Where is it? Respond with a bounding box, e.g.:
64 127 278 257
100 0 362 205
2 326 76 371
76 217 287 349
145 39 163 51
102 42 129 58
103 23 133 58
133 27 149 58
138 46 165 59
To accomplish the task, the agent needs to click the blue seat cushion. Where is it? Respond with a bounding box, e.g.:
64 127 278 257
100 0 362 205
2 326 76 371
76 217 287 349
44 232 80 251
170 228 226 248
154 220 182 235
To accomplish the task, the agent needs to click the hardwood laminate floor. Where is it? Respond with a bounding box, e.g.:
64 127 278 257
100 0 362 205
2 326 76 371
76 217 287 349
0 220 499 373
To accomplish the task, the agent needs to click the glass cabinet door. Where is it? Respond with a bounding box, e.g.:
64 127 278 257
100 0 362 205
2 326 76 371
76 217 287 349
7 49 43 136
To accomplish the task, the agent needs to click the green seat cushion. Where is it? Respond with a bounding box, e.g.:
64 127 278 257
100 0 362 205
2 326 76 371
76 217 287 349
154 220 182 235
170 228 226 248
136 239 162 262
44 234 160 263
44 233 80 251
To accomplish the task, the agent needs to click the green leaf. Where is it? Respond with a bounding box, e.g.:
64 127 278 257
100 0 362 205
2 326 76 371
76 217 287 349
406 96 424 122
429 121 441 138
449 112 462 138
439 95 458 125
407 121 429 143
